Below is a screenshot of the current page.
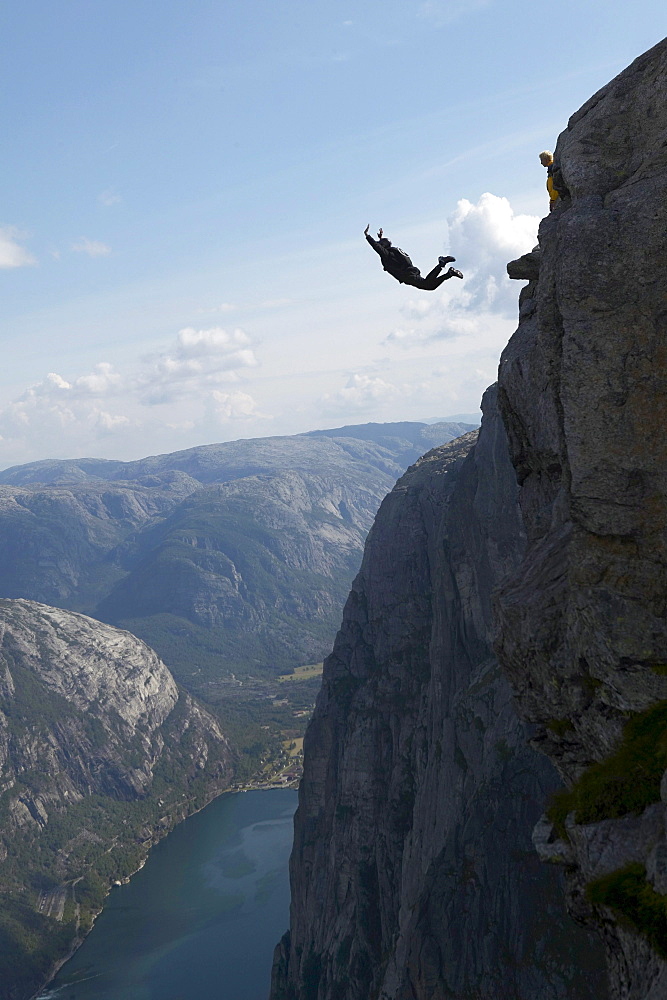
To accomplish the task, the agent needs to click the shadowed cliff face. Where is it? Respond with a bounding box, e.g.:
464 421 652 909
271 394 606 1000
496 38 667 1000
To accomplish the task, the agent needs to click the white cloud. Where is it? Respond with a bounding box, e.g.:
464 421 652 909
385 193 538 347
72 237 112 257
0 313 272 462
209 390 262 421
25 364 123 400
90 408 131 432
141 326 258 405
449 192 537 278
72 362 123 396
32 372 71 396
400 298 436 321
320 373 398 415
0 227 36 268
200 298 291 315
0 367 132 459
175 326 253 360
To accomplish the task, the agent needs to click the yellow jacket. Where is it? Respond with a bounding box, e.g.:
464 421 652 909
546 166 559 203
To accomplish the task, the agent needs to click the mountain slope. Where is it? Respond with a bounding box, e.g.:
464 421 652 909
0 598 232 1000
97 468 376 682
0 423 473 691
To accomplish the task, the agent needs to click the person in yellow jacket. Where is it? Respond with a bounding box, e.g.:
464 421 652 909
539 150 559 211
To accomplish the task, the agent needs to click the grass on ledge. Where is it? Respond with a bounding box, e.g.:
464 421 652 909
586 863 667 959
547 700 667 837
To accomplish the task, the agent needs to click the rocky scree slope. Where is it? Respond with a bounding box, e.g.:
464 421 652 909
271 392 605 1000
0 423 471 688
0 598 232 1000
496 37 667 1000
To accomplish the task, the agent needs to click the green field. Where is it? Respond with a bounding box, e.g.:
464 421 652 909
278 663 324 683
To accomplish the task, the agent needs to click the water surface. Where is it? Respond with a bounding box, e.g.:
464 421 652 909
39 788 297 1000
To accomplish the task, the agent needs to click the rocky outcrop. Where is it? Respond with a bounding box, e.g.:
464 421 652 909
496 38 667 1000
271 393 605 1000
0 598 232 1000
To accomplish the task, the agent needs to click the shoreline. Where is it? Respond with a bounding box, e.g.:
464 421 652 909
31 780 232 1000
31 777 299 999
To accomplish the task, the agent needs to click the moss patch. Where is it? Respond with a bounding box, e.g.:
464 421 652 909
546 717 574 737
586 863 667 959
547 701 667 837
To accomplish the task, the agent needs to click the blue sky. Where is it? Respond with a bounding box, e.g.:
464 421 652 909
2 2 665 466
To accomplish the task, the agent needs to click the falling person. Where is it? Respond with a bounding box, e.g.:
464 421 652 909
364 225 463 290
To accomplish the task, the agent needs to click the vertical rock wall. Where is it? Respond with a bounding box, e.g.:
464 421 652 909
271 390 605 1000
496 38 667 1000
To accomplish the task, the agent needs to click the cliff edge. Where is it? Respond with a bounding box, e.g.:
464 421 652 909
271 394 605 1000
496 37 667 1000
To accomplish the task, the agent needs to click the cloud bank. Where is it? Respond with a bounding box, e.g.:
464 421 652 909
320 373 399 415
141 327 258 405
0 227 36 268
0 326 265 466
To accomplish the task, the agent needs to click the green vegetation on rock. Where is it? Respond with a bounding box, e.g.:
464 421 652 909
546 717 574 737
0 897 78 1000
547 701 667 836
586 863 667 959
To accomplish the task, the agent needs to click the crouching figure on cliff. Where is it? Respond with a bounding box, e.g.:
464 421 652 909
365 225 463 290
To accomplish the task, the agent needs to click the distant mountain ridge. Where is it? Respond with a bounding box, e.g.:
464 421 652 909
0 422 475 692
0 421 473 486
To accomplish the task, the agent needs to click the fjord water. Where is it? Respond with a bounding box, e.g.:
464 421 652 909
39 788 297 1000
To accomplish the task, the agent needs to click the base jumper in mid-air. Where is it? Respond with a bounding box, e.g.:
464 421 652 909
365 225 463 290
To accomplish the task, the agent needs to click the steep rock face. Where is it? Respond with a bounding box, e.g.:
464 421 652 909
0 599 232 1000
496 38 667 1000
272 393 605 1000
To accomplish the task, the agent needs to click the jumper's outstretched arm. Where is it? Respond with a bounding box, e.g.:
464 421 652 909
364 224 384 257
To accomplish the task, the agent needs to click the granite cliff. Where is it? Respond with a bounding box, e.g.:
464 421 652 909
496 37 667 999
271 392 605 1000
272 38 667 1000
0 598 232 1000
